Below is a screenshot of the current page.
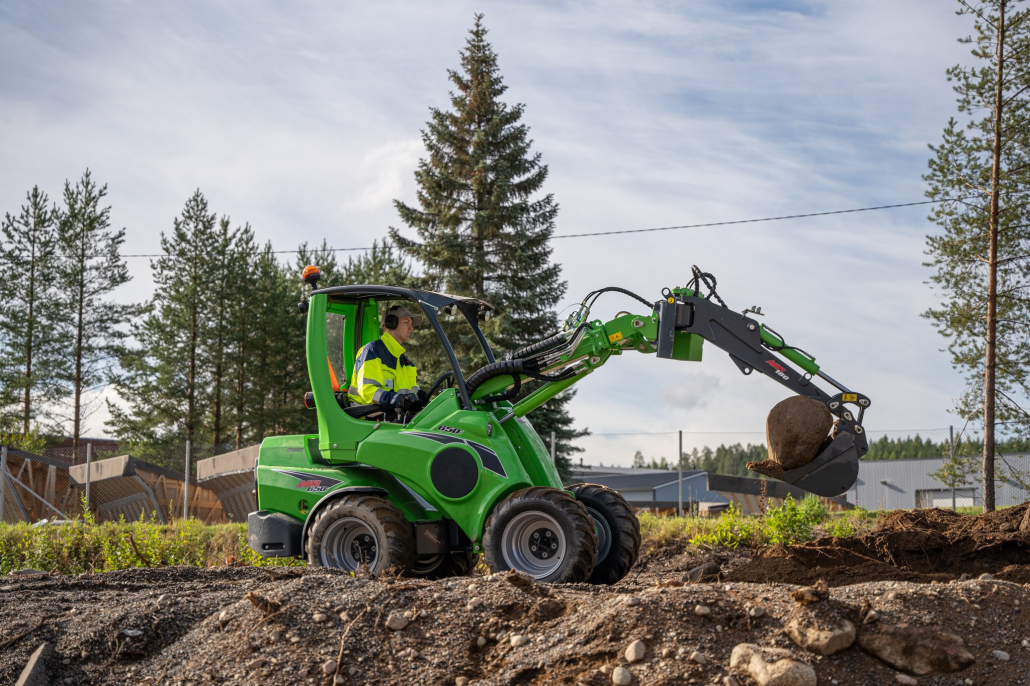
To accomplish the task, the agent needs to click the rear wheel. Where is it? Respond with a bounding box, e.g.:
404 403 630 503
483 487 597 583
410 551 479 579
569 483 641 585
306 494 414 574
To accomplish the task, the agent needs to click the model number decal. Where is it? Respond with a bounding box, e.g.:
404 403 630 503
271 469 343 492
765 360 789 381
437 425 463 435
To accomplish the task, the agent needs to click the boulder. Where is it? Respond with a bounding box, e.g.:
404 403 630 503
858 623 975 675
685 561 721 583
729 644 816 686
754 397 834 472
783 602 856 656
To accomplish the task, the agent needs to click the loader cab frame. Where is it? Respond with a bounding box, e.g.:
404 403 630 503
310 285 495 414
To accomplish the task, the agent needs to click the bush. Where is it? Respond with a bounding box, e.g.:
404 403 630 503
764 495 818 545
688 503 762 549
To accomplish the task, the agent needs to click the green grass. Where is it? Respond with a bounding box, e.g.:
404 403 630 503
0 518 301 576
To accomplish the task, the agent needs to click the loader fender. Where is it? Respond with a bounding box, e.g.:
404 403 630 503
300 486 389 553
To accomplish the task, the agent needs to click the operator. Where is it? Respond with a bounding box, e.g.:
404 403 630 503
348 304 426 419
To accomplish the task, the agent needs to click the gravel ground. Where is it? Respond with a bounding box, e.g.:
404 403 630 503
3 565 1030 685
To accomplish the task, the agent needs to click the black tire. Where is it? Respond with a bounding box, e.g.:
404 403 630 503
306 494 415 574
569 483 641 585
483 487 597 583
410 551 480 580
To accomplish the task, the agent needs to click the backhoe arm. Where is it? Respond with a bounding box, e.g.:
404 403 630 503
465 268 869 497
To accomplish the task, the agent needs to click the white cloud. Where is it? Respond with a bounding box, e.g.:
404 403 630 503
0 0 977 442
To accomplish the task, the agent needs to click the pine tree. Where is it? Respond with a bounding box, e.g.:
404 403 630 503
55 170 137 447
924 0 1030 511
0 186 63 436
203 216 243 449
108 191 219 444
390 15 585 476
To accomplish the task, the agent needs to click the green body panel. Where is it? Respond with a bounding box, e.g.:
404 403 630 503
760 324 820 375
255 434 431 524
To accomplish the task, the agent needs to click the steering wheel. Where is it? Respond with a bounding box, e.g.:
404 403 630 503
425 371 456 399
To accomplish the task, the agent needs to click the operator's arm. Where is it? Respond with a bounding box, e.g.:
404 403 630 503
349 344 397 406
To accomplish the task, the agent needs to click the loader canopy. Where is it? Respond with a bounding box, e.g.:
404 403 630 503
311 285 495 410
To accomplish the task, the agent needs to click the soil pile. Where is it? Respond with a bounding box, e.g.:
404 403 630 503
727 503 1030 586
3 563 1030 685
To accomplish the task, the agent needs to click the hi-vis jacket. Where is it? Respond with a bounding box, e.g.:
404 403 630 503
347 331 420 406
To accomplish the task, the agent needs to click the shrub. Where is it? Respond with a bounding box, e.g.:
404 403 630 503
764 495 817 545
688 503 761 549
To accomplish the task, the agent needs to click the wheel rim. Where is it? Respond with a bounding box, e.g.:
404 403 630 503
320 517 379 571
587 507 612 563
501 511 566 579
412 554 445 575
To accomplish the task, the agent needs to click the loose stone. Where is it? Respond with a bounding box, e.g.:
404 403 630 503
625 639 645 663
611 666 633 686
694 604 711 616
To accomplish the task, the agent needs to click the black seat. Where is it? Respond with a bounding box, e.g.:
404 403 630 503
304 391 382 419
344 404 383 419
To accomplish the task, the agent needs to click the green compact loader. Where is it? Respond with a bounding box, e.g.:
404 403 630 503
248 265 870 583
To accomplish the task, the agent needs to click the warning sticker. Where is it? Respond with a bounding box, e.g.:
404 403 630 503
608 331 623 343
842 393 858 402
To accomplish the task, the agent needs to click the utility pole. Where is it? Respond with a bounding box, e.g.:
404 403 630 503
950 426 957 512
550 432 556 467
85 442 92 516
677 430 683 517
183 440 191 519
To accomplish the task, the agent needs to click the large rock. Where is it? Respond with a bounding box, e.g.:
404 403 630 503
764 396 834 470
858 623 975 675
684 561 721 583
729 644 816 686
784 602 856 656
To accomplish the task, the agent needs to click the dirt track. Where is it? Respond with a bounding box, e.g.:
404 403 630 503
5 506 1030 685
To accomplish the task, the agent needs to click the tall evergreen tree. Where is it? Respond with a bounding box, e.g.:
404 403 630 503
109 191 219 444
0 187 62 436
203 216 243 449
924 0 1030 511
390 15 585 475
55 170 137 447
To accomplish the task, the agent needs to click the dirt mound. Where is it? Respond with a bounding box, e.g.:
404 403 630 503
4 566 1030 685
727 504 1030 586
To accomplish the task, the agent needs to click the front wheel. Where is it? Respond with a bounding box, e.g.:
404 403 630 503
306 494 415 574
569 483 641 585
483 487 597 583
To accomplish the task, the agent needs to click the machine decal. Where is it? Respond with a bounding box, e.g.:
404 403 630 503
765 360 790 381
437 425 464 435
271 469 343 493
608 331 623 343
466 441 506 478
400 431 507 478
842 393 858 402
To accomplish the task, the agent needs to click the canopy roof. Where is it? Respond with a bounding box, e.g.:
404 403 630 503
313 285 493 314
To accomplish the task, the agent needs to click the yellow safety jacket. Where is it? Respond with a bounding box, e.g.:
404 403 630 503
348 331 419 406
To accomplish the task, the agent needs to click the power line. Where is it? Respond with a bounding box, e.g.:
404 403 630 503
552 199 942 239
120 198 946 258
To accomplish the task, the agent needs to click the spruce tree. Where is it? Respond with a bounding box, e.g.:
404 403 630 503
108 191 219 444
203 216 242 449
924 0 1030 511
390 15 585 476
55 170 137 447
0 187 62 436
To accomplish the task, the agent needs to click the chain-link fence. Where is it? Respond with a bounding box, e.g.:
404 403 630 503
0 442 257 525
2 425 1028 524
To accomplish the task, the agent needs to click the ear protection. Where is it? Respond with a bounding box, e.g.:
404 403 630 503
384 307 399 330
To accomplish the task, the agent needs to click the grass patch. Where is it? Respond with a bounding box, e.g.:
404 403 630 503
0 519 302 576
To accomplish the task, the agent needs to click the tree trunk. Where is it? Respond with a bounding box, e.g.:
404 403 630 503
22 241 35 438
983 0 1007 513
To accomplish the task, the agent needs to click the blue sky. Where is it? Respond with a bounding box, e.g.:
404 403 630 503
0 1 975 439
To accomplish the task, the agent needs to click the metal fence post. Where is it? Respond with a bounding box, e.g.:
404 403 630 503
678 430 683 517
184 440 191 519
85 442 92 516
0 445 6 523
550 432 556 466
950 425 956 512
